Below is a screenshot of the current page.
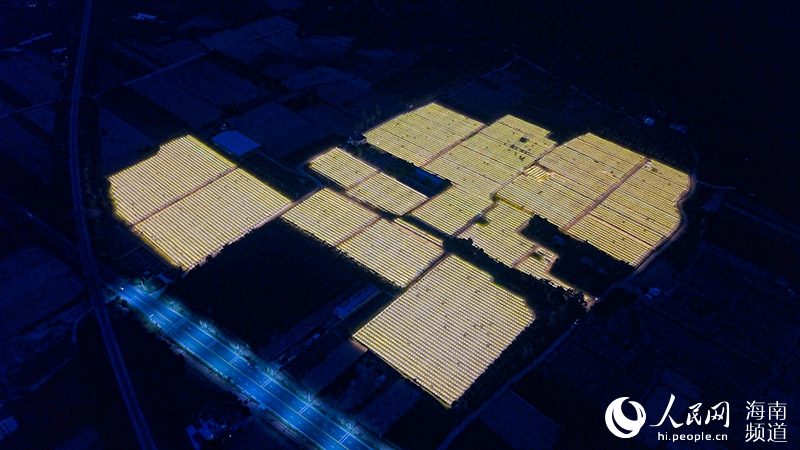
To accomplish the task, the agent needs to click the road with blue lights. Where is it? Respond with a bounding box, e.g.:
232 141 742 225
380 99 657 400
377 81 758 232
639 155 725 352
119 286 374 450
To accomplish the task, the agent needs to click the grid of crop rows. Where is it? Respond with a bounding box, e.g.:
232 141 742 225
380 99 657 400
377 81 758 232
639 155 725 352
458 202 535 266
132 169 290 270
466 117 555 168
353 255 535 405
498 172 595 228
338 219 443 287
109 136 235 224
364 103 483 166
282 188 378 246
410 187 492 235
423 156 502 198
459 202 570 289
567 214 653 265
570 162 689 265
346 172 428 215
396 219 444 246
553 134 689 265
515 247 571 290
308 147 377 189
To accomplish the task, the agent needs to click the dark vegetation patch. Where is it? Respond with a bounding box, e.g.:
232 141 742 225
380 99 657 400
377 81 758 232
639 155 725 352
4 311 245 450
348 145 450 197
241 151 316 200
522 215 634 295
384 393 454 450
167 220 392 347
513 370 645 450
98 86 192 141
448 420 514 450
319 352 400 416
704 206 800 283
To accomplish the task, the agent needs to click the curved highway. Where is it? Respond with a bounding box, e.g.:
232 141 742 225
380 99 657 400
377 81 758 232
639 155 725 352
67 0 157 448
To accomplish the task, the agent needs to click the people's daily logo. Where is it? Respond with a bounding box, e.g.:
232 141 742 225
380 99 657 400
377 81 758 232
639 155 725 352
604 395 787 443
605 397 647 438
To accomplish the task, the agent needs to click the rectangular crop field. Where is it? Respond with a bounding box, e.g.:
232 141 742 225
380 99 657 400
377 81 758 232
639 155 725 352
410 187 491 235
109 135 235 224
458 201 535 266
133 169 290 270
282 188 378 246
346 172 428 215
338 219 443 287
364 103 483 166
354 255 535 405
308 147 377 189
109 136 290 270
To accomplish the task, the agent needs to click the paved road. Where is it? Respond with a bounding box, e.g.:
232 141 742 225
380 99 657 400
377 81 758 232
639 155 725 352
119 286 374 450
67 0 156 448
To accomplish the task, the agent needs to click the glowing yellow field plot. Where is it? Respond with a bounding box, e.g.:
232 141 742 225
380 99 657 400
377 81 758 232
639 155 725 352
538 146 626 197
283 188 378 246
346 173 428 215
133 169 291 270
365 103 484 166
459 202 534 266
423 157 502 197
395 219 444 246
568 214 652 265
109 136 235 224
308 148 377 189
460 202 571 289
410 187 491 235
496 115 551 139
585 161 688 259
590 205 664 246
568 133 644 166
354 255 535 406
602 188 679 235
498 173 594 228
470 118 555 165
339 219 443 287
645 160 690 188
363 127 433 166
436 145 519 184
620 168 687 212
515 247 570 290
410 103 484 140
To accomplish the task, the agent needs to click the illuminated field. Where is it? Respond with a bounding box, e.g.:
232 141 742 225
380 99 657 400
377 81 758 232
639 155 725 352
282 188 377 246
364 103 483 165
491 132 689 265
459 117 555 170
133 169 290 270
308 147 377 189
109 136 235 224
410 187 491 235
572 160 690 264
346 173 428 215
568 214 653 265
498 172 594 228
349 104 688 267
353 255 535 405
459 201 569 288
459 201 534 266
556 135 689 265
109 137 291 270
423 157 501 197
417 116 555 199
339 219 443 286
515 247 571 290
284 190 439 286
395 219 444 246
